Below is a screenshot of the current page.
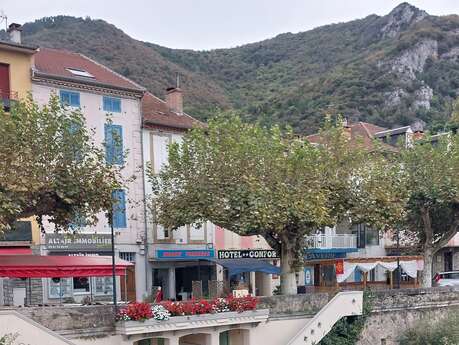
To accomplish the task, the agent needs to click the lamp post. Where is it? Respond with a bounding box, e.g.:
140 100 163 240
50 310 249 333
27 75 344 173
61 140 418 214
396 227 401 289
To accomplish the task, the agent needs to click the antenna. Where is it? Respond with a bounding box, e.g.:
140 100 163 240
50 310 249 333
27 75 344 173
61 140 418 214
176 72 180 89
0 10 7 31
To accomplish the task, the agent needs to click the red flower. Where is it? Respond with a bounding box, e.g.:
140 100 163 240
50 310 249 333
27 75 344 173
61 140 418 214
118 302 153 321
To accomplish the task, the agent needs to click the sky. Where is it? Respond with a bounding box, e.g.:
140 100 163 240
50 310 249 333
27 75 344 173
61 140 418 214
1 0 459 50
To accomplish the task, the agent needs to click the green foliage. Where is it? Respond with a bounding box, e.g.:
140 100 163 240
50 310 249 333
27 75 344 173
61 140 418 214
149 114 400 292
398 312 459 345
17 9 459 133
319 290 374 345
0 333 18 345
0 96 124 232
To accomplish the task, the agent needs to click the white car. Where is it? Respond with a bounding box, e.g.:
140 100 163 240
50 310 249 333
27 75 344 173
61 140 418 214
433 271 459 287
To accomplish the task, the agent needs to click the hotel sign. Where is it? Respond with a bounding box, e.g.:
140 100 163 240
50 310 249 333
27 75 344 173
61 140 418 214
45 233 112 252
217 249 279 260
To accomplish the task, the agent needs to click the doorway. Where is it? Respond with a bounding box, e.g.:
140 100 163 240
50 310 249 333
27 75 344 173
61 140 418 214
121 265 136 301
444 251 453 271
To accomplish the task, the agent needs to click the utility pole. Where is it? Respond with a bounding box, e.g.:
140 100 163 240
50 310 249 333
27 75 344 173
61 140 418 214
108 209 118 318
396 227 401 289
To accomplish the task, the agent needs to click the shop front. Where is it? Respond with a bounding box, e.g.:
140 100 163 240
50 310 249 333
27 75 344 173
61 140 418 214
44 233 117 303
151 249 216 301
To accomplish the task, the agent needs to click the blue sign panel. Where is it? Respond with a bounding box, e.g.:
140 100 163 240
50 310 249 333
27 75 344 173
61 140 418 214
157 249 215 260
304 267 313 286
304 252 347 260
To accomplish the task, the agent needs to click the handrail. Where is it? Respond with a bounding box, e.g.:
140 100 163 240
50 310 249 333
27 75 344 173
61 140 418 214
305 234 357 249
286 291 363 345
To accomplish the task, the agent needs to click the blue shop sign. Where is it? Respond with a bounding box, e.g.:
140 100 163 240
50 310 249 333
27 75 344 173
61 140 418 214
157 249 215 260
304 252 347 260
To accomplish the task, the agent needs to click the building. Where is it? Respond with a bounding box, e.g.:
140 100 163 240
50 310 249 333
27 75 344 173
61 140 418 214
31 45 147 303
303 121 426 289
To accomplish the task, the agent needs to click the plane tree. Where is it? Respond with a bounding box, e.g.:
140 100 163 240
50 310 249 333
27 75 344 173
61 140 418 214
150 115 399 294
0 96 123 232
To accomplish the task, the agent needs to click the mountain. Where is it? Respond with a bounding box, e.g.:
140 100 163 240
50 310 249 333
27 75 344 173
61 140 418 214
14 3 459 133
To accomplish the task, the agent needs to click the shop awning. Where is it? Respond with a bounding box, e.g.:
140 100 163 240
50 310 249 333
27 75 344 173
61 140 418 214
210 258 281 276
0 255 132 278
0 248 32 255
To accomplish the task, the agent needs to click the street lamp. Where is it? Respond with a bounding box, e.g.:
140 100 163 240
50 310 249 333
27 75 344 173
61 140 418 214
396 227 401 289
108 209 117 317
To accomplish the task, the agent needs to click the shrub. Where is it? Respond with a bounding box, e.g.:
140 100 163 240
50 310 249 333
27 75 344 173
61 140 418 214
118 302 152 321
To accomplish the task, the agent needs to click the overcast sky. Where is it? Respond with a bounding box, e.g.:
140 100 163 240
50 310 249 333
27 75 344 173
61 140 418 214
1 0 459 50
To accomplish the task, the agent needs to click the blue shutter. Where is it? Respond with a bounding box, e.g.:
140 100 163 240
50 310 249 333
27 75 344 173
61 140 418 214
60 90 80 107
104 124 123 165
112 190 126 228
103 96 121 113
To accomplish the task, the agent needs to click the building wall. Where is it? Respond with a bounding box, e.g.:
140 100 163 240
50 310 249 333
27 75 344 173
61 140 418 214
32 83 147 300
0 49 33 98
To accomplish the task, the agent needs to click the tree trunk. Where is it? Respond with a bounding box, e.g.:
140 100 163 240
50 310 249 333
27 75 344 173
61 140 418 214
280 240 297 295
421 246 434 288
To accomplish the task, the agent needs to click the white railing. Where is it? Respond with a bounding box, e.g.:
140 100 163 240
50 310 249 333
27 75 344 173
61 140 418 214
287 291 363 345
304 234 357 249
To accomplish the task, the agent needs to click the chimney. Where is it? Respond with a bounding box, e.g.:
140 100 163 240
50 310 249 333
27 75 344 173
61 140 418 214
166 87 183 114
7 23 22 44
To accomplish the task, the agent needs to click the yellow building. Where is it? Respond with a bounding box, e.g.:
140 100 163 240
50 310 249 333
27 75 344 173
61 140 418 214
0 24 40 250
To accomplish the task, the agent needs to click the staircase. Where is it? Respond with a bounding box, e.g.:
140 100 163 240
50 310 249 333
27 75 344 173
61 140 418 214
0 310 76 345
286 291 363 345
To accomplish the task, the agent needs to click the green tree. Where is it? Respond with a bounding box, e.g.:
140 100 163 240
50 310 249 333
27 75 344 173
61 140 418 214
150 114 399 294
0 96 123 232
397 133 459 287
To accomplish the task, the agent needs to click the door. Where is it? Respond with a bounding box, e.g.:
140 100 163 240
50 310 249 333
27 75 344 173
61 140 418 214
444 251 453 272
121 266 136 302
0 63 10 101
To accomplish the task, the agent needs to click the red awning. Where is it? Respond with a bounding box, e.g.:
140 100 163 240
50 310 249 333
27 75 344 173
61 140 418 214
0 248 32 255
0 255 132 278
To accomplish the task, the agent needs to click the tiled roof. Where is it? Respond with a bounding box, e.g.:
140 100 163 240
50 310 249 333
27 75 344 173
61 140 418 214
307 121 397 152
142 92 203 131
33 48 144 92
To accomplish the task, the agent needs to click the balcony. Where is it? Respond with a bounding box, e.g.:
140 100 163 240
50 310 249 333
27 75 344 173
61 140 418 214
1 89 19 112
304 234 357 250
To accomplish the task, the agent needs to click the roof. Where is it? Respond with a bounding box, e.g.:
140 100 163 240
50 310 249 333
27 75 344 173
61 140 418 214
307 121 397 152
33 48 145 93
0 255 132 278
142 92 203 131
0 40 38 54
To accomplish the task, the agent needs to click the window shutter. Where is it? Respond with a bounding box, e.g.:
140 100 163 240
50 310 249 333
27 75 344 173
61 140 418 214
105 124 123 165
112 189 127 228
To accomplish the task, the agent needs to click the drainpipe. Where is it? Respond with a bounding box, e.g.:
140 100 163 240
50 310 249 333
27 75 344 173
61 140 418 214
140 102 150 297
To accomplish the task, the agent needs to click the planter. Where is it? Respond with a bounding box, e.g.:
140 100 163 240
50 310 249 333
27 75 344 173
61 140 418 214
117 309 269 335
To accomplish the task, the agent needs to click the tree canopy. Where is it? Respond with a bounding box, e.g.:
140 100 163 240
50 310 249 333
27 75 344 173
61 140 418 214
0 96 123 232
150 114 399 294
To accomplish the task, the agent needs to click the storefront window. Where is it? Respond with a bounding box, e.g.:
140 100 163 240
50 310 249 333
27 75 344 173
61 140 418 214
48 278 72 299
93 277 113 295
73 276 90 294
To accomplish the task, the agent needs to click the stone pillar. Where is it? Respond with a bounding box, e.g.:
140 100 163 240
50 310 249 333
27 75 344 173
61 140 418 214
250 272 256 295
166 337 180 345
208 332 220 345
168 267 176 300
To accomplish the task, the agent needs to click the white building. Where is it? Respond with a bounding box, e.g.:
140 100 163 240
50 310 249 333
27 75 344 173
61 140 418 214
31 47 148 302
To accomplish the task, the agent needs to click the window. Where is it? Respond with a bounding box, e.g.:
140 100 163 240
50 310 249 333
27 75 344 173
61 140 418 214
92 277 113 295
48 278 72 299
119 252 136 262
105 124 124 165
112 189 127 228
151 134 171 174
352 224 379 248
366 228 380 246
73 276 90 294
103 96 121 113
66 68 94 78
60 90 80 107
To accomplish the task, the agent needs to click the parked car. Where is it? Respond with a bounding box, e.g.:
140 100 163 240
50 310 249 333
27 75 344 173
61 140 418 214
433 271 459 287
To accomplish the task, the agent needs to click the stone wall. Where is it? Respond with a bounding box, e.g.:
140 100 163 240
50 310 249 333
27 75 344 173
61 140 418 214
258 292 331 316
16 304 115 338
358 287 459 345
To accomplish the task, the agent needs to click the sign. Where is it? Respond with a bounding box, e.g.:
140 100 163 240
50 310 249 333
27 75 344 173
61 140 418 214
304 252 346 261
335 259 344 275
45 233 112 252
217 249 279 260
304 267 313 286
157 249 215 260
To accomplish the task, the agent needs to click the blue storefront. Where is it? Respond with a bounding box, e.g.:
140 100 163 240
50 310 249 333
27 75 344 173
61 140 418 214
303 248 358 287
151 249 216 300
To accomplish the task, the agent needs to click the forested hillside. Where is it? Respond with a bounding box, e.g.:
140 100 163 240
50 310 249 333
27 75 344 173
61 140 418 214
11 3 459 133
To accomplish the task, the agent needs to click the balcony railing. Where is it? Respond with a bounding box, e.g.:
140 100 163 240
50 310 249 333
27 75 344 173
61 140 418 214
1 89 19 111
304 234 357 249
